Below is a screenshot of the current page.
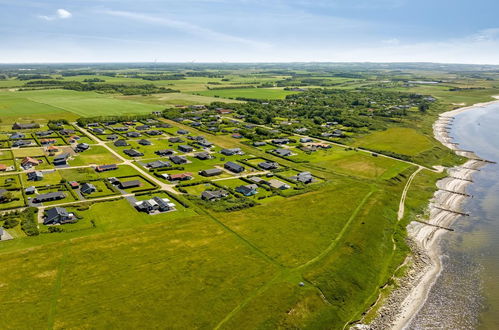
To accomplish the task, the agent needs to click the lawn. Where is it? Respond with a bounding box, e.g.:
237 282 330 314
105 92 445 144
68 146 121 166
194 88 299 100
352 127 433 156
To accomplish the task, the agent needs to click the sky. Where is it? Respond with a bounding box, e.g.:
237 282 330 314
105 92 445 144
1 0 499 64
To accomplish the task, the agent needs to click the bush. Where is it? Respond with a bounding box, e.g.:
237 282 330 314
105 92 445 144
3 217 19 229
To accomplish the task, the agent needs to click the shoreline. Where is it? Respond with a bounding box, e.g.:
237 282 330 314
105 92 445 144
362 97 499 330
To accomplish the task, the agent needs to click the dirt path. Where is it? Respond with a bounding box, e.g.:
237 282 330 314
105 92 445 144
397 166 423 221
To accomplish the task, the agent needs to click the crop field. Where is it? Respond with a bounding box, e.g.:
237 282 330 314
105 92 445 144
194 87 299 100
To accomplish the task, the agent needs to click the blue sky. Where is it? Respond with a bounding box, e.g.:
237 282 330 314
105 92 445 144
1 0 499 63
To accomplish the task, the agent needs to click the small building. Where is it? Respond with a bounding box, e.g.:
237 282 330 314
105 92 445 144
178 145 194 153
126 132 141 138
113 126 129 132
224 161 244 173
21 157 42 169
235 184 258 196
294 172 314 184
0 189 9 202
33 191 66 203
135 196 175 214
155 149 175 156
146 130 163 136
216 108 233 114
107 134 119 140
53 153 70 166
12 122 40 130
201 190 229 201
0 164 6 172
59 129 75 136
177 129 189 135
25 186 36 194
273 148 293 157
136 125 150 131
12 140 33 147
10 132 25 139
267 179 290 190
44 207 75 225
300 137 313 143
199 168 223 177
231 133 243 139
47 145 59 153
124 149 144 157
258 161 279 170
253 141 266 147
272 138 290 145
92 127 105 135
69 181 80 189
220 148 243 156
27 171 44 181
35 130 53 136
138 139 152 146
114 139 128 147
146 160 171 169
167 173 193 181
80 183 97 195
169 155 188 165
75 143 90 152
195 152 211 160
95 164 117 172
40 138 56 145
119 180 142 189
168 137 183 143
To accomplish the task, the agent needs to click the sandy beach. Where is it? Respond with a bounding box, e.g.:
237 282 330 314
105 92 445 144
361 97 499 330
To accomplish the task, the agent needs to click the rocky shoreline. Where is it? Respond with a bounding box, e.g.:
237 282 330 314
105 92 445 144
354 98 499 330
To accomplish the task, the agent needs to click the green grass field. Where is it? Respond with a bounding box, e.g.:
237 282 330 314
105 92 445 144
194 87 299 100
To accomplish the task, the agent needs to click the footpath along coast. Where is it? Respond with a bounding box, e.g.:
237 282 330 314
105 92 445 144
362 97 499 330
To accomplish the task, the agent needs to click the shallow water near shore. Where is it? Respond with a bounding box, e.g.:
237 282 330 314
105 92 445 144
408 103 499 329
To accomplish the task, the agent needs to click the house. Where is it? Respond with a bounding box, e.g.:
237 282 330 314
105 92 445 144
68 136 80 143
92 127 105 134
33 191 66 203
195 152 211 160
53 153 70 166
96 164 117 172
231 133 243 139
267 179 290 190
177 129 189 135
235 184 258 196
27 171 44 181
155 149 175 156
135 196 175 214
220 148 243 156
167 172 193 181
273 148 293 157
138 139 152 146
199 168 223 177
107 134 119 140
191 122 202 127
224 161 244 173
248 176 266 184
201 190 229 201
156 123 171 128
113 126 129 132
69 181 80 189
146 130 163 136
35 130 53 136
12 122 39 130
196 139 213 148
0 164 7 172
12 140 33 147
59 129 75 136
294 172 314 184
272 138 290 145
10 132 25 139
178 145 194 153
119 180 141 189
21 157 42 169
295 128 309 134
136 125 150 131
258 161 279 170
114 139 128 147
75 143 90 152
0 189 9 202
216 108 233 114
168 137 183 143
44 207 75 225
124 149 144 157
300 137 313 143
169 155 187 165
146 160 171 169
126 132 141 138
40 138 56 145
80 183 97 195
25 186 36 194
253 141 266 147
47 146 59 154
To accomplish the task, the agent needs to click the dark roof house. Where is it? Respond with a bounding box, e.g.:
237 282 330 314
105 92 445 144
224 161 244 173
199 168 223 177
44 207 75 225
201 190 229 201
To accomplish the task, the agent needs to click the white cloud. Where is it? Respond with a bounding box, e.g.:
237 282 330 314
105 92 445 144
100 10 270 49
382 38 400 45
38 8 72 21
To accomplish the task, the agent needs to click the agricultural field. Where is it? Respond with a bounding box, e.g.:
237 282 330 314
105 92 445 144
194 87 299 100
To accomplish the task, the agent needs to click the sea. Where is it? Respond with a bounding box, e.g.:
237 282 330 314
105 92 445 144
408 102 499 329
